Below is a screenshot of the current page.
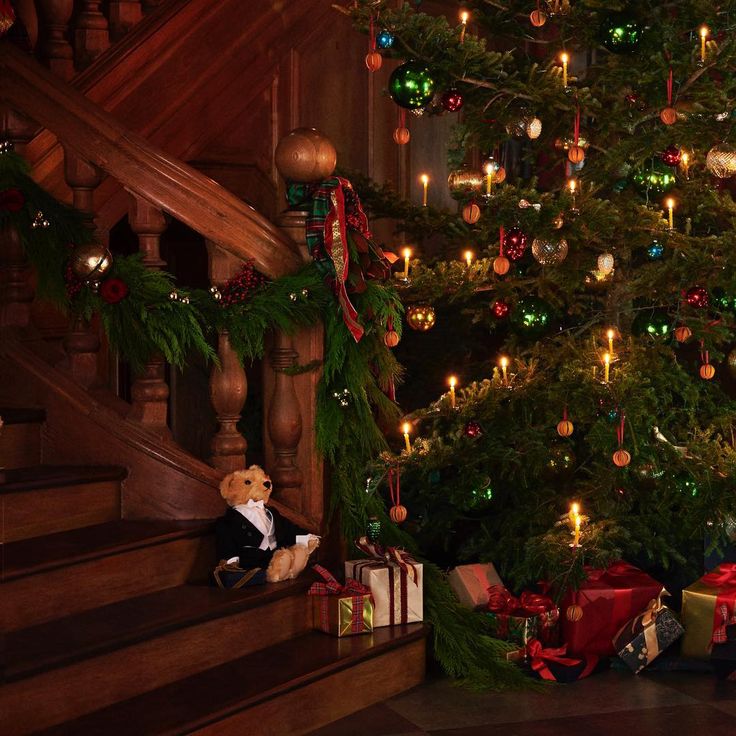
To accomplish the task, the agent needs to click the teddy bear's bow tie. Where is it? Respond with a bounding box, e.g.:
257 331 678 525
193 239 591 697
245 500 265 509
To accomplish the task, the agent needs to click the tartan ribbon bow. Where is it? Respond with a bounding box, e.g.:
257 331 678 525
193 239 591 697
526 640 597 681
486 585 555 616
712 604 736 646
355 536 419 585
308 564 370 597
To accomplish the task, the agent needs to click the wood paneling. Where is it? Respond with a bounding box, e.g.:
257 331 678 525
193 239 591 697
0 422 41 469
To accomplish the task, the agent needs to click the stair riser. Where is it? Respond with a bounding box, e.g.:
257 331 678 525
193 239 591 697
1 595 311 735
190 638 427 736
1 534 214 631
2 481 121 542
0 422 41 468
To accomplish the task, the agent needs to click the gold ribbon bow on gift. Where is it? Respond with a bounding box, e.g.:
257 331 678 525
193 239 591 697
621 589 669 666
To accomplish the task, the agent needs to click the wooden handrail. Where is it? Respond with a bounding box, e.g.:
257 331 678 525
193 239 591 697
0 43 302 279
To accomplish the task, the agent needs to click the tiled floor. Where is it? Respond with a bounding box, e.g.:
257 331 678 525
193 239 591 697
308 671 736 735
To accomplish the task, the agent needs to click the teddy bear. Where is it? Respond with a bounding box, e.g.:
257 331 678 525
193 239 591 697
215 464 319 583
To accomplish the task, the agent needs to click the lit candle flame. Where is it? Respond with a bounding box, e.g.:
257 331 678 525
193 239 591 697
666 198 675 229
402 422 412 452
499 356 509 385
568 178 577 194
420 174 429 207
700 25 709 62
464 250 474 267
607 328 615 355
560 52 569 87
460 11 469 43
448 376 457 408
402 247 412 279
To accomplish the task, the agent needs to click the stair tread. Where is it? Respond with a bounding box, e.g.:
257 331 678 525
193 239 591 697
5 578 313 682
2 519 214 581
0 464 127 493
37 625 428 736
0 407 46 425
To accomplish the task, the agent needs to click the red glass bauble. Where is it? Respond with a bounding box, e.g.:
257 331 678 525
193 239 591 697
441 88 464 112
491 299 510 319
503 226 527 262
685 285 710 309
464 420 483 438
660 144 682 167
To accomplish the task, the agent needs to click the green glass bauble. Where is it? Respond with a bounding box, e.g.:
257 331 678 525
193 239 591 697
632 309 671 338
470 479 494 509
388 61 435 110
366 516 382 543
631 161 677 198
510 296 552 338
543 443 576 480
713 288 736 314
598 11 643 53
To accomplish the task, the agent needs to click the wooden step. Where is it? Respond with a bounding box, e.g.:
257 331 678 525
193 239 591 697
0 464 126 542
35 625 428 736
0 407 45 469
1 580 314 734
0 520 215 631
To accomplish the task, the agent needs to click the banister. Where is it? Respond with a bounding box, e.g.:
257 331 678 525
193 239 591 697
0 43 302 279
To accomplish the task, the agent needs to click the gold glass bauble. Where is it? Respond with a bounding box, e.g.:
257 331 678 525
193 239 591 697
532 238 568 266
447 167 484 195
706 143 736 179
406 304 436 331
70 243 113 283
274 127 337 182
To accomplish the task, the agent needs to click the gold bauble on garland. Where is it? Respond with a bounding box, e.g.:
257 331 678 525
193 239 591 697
706 143 736 179
406 304 436 331
447 168 484 195
70 243 113 288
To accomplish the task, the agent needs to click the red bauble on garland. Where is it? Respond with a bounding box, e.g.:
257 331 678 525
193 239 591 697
0 0 16 35
503 226 527 261
219 262 267 306
491 299 510 319
99 277 129 304
440 88 464 112
685 285 709 309
464 420 483 438
660 144 682 167
0 187 25 212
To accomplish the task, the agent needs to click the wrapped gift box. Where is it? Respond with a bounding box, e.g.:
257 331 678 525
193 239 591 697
485 586 559 647
682 563 736 659
561 561 664 656
212 561 266 590
345 556 422 627
711 605 736 680
524 639 607 683
308 565 374 637
613 596 684 673
448 563 503 610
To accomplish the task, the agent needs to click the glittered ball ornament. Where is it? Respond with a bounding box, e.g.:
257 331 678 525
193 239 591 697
491 299 511 319
375 29 395 49
631 161 677 197
464 420 483 438
70 243 113 286
388 61 435 110
660 145 682 167
685 285 709 309
463 202 481 224
598 11 643 54
441 88 464 112
366 516 382 543
526 117 543 140
706 143 736 179
597 253 615 276
365 51 382 72
532 238 568 266
275 128 337 182
510 296 552 338
503 227 528 262
406 304 436 331
447 167 484 195
646 240 664 260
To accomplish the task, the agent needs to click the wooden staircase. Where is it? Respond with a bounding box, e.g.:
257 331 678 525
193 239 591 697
0 407 427 734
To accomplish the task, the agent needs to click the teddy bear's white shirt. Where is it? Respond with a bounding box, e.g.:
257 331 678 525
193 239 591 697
234 499 276 551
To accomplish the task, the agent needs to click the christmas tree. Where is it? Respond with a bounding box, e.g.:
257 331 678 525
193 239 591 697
348 0 736 596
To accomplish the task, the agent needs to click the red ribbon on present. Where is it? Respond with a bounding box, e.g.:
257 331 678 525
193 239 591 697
703 563 736 590
486 585 555 617
527 639 599 682
355 536 419 585
308 564 370 597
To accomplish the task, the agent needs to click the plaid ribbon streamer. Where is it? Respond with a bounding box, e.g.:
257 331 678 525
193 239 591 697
712 604 736 646
355 536 419 585
308 564 372 635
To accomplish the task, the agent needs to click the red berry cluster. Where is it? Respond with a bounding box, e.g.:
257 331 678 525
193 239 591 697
64 263 83 299
219 262 267 307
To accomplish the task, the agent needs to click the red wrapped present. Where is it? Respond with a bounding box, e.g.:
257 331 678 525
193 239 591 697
560 561 664 656
308 564 374 637
485 585 559 646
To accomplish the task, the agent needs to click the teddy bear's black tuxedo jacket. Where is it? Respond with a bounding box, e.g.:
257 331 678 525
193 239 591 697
216 506 306 569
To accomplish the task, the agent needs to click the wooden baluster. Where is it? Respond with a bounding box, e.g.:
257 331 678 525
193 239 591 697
74 1 110 69
128 194 170 437
141 0 164 10
207 241 247 471
0 110 39 328
267 331 303 498
37 0 75 80
108 0 142 40
60 146 102 387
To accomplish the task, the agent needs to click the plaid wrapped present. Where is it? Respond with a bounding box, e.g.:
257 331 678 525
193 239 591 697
485 585 559 647
612 593 684 673
308 564 374 637
711 604 736 680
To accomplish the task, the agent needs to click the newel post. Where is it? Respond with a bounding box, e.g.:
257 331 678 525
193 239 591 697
127 194 171 438
206 241 248 471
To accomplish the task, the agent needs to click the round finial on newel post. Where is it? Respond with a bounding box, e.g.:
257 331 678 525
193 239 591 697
275 127 337 183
